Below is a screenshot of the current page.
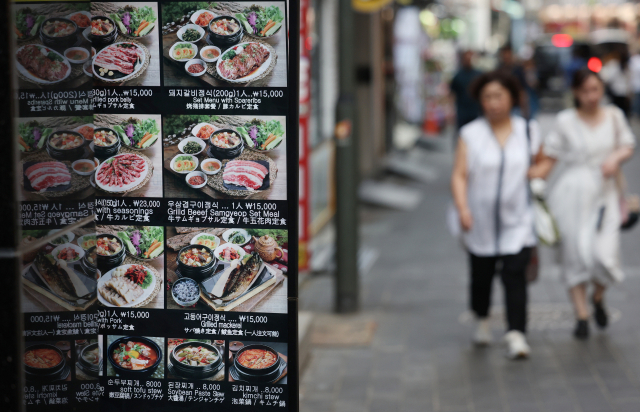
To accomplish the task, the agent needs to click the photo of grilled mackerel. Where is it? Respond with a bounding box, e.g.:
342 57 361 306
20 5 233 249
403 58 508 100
217 252 263 302
34 253 81 301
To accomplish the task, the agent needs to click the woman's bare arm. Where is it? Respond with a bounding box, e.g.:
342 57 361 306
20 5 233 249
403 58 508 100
451 139 473 231
528 150 557 180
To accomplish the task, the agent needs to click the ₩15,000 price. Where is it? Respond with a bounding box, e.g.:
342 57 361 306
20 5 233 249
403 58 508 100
119 311 150 319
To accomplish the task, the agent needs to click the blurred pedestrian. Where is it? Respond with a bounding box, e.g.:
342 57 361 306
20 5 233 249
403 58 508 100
629 50 640 117
497 45 529 118
450 71 539 359
449 50 482 130
529 69 635 339
600 50 632 117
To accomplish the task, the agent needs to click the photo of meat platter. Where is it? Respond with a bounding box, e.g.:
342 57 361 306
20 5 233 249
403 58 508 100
228 341 288 384
162 115 286 200
167 339 226 381
95 152 150 193
90 2 160 86
97 263 161 307
21 223 98 313
165 227 288 313
19 116 95 201
161 1 286 87
93 42 148 82
93 114 163 197
215 41 272 83
14 3 93 90
15 44 72 85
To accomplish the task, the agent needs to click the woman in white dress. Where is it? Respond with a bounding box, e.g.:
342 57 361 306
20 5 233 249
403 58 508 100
529 68 635 339
451 71 540 359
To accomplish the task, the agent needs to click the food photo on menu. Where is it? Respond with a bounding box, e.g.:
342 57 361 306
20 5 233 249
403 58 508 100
163 114 286 200
24 340 74 383
14 2 92 90
106 336 165 378
161 1 287 87
228 341 288 384
74 337 102 380
95 225 165 309
89 2 160 86
167 338 226 381
165 227 288 313
19 116 95 202
21 222 97 313
92 114 163 197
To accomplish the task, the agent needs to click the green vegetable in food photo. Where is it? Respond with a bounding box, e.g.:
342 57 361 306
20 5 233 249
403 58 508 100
113 118 160 149
118 226 164 259
236 119 285 151
236 5 284 38
110 5 157 37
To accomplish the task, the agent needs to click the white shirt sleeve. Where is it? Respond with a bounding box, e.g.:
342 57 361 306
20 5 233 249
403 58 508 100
612 106 636 148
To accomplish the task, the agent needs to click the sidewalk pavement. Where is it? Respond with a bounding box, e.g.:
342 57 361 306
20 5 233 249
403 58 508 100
299 114 640 412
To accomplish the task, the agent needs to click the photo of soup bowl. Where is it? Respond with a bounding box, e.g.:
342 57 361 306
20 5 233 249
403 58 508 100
92 127 121 159
207 16 243 48
77 342 101 377
95 233 126 273
39 17 78 49
88 15 118 46
107 336 162 377
208 129 244 160
46 130 86 161
233 344 282 382
176 244 217 282
23 343 68 382
169 341 222 379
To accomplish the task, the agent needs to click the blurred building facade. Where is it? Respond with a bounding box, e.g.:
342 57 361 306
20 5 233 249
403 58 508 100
298 0 640 272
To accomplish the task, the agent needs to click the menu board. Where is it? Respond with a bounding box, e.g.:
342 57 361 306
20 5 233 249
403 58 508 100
12 1 299 411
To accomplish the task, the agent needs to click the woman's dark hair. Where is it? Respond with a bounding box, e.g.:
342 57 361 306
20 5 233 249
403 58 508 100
571 68 603 107
469 71 521 108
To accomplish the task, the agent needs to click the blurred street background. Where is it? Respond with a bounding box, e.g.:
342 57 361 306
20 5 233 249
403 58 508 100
297 0 640 411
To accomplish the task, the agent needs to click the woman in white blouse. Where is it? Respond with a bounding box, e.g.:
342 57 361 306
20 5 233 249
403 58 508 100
451 71 539 359
529 68 635 339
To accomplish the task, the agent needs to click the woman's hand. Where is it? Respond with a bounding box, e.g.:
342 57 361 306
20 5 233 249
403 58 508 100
459 208 473 232
601 154 620 178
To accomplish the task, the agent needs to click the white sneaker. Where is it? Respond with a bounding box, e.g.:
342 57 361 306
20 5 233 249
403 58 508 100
473 319 493 346
504 330 530 359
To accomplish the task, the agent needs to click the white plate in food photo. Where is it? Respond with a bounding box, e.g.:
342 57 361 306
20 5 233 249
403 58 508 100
16 45 72 85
